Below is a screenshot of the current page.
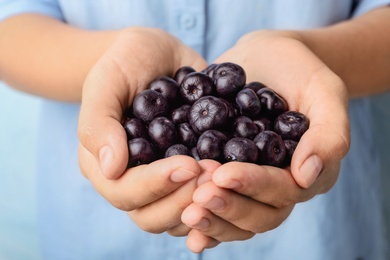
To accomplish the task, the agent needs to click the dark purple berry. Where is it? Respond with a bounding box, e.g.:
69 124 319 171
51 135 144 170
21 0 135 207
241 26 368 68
243 81 267 92
165 144 190 158
197 130 228 162
127 138 155 168
213 62 246 98
232 116 259 140
148 76 179 103
202 64 218 78
236 88 261 117
148 117 177 152
174 66 196 86
256 88 288 118
133 89 169 123
274 111 309 141
123 62 309 170
253 117 273 132
220 98 238 121
190 147 201 161
177 122 198 148
122 117 148 140
171 105 191 125
224 137 258 163
254 130 286 167
189 96 228 134
179 72 214 104
284 139 298 166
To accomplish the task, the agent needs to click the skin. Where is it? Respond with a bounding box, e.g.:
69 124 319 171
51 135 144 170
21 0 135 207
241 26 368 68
0 6 390 254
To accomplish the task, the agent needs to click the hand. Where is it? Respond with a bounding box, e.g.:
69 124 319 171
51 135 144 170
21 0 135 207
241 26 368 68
181 30 350 252
127 159 221 235
77 28 207 231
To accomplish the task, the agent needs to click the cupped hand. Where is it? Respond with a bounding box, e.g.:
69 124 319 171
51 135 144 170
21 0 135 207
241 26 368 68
182 30 350 252
78 27 207 180
215 30 350 189
77 28 207 230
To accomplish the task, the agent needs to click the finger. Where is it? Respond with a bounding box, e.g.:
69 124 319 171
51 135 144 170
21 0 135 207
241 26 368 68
212 162 315 208
166 224 191 237
197 159 222 186
193 181 294 234
128 177 197 234
182 203 254 241
186 229 220 253
79 146 201 211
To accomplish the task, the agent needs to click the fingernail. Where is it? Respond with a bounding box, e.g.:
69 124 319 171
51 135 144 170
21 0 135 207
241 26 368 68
204 196 225 211
193 218 210 231
170 168 197 182
299 155 323 188
99 145 113 178
213 172 242 189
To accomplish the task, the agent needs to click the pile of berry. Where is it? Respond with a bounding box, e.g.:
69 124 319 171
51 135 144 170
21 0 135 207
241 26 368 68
122 62 309 168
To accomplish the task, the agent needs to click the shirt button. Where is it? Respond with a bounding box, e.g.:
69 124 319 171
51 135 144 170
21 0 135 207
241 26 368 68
180 14 196 30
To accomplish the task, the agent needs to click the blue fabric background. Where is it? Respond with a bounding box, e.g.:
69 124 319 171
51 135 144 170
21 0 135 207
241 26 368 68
0 82 41 260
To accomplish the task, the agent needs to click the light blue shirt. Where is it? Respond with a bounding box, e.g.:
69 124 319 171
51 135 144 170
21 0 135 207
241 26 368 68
0 1 389 259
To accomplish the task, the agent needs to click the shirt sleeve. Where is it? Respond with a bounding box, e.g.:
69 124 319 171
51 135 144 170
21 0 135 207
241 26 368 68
0 0 64 22
352 0 390 17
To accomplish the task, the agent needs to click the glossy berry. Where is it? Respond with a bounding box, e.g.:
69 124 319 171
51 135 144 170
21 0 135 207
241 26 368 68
165 144 190 158
254 130 286 167
171 105 191 125
123 63 309 169
148 76 179 102
197 130 227 161
236 88 261 117
213 62 246 98
232 116 259 140
224 137 258 163
133 89 169 123
177 122 198 148
253 116 273 132
189 96 228 134
274 111 309 141
256 88 288 118
148 117 177 152
202 63 218 78
220 98 238 122
243 81 267 92
122 117 148 140
179 72 214 104
284 139 298 166
174 66 196 86
127 138 155 168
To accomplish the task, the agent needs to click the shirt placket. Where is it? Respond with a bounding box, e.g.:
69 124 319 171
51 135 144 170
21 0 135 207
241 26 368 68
171 0 206 57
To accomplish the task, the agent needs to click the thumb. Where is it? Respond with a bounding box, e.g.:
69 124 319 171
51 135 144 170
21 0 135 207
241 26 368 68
290 92 350 189
78 61 130 180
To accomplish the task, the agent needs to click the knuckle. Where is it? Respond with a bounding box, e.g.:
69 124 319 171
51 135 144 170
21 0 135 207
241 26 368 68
127 212 165 234
148 182 172 199
137 223 165 234
110 198 136 212
166 225 191 237
272 197 296 209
